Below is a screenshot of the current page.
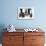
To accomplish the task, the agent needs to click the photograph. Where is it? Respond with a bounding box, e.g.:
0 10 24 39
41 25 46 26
17 7 34 19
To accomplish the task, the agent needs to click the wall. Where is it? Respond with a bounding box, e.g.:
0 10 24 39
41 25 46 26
0 0 46 29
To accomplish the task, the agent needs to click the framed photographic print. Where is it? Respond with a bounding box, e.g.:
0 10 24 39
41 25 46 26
17 7 34 19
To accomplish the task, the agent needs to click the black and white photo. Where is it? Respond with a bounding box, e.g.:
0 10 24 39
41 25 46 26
17 7 34 19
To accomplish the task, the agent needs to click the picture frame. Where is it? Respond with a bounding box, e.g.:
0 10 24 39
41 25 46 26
17 7 34 19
